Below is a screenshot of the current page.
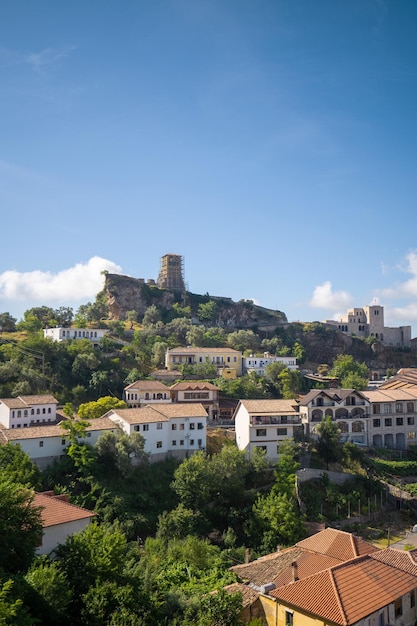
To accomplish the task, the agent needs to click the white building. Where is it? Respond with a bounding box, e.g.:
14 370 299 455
105 403 208 462
0 417 117 470
34 491 95 555
0 394 58 429
299 388 371 445
325 304 411 347
243 354 298 376
43 327 109 346
365 387 417 449
233 399 303 461
123 380 171 408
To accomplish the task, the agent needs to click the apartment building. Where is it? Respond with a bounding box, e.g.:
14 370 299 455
165 346 242 376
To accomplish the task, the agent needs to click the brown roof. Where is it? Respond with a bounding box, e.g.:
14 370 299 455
108 403 208 424
299 388 368 406
0 417 116 441
0 394 58 409
231 547 304 586
295 527 377 560
124 380 170 391
230 529 377 589
170 382 220 391
271 554 417 625
380 370 417 389
34 492 95 527
224 582 260 607
371 547 417 573
364 387 417 402
236 399 300 415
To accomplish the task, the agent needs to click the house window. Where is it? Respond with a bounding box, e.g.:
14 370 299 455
61 439 66 445
172 440 177 446
143 424 149 431
384 418 392 427
285 610 293 625
17 410 21 418
256 429 267 437
134 425 140 432
373 419 381 428
198 439 202 447
24 410 28 417
31 409 34 415
157 423 163 430
179 424 184 430
189 439 194 446
42 408 46 414
384 403 391 414
408 417 415 426
373 404 381 415
407 402 414 413
156 441 162 449
396 402 403 413
396 417 404 426
190 423 195 430
180 440 184 446
86 432 91 437
172 424 177 430
48 407 51 413
37 409 40 415
277 428 287 436
394 598 402 617
39 441 44 447
197 422 204 429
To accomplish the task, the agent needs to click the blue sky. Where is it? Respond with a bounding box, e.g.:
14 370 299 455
1 1 417 333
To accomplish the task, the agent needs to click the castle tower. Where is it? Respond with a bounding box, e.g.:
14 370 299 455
156 254 185 291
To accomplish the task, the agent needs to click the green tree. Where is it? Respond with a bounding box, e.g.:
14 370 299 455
142 305 161 327
316 415 342 468
0 312 17 332
197 300 218 323
329 354 369 390
0 579 33 626
0 443 41 489
0 479 43 574
78 396 127 420
25 558 72 625
226 330 259 352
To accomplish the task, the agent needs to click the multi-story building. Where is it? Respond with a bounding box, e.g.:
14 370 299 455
234 399 303 461
105 403 207 461
299 389 371 446
0 394 59 429
43 327 108 346
123 380 171 408
170 381 220 420
0 417 117 469
365 387 417 449
243 353 298 376
325 304 411 347
165 346 242 376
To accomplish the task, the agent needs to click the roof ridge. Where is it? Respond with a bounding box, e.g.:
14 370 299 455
328 565 348 626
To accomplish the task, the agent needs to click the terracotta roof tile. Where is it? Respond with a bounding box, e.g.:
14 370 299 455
231 548 304 586
224 582 259 607
124 380 170 391
0 394 58 408
236 399 300 415
108 403 208 424
170 382 220 391
34 492 95 527
295 527 377 560
0 417 116 441
271 555 417 625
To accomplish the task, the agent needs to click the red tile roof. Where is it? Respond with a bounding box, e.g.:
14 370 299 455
295 527 377 561
34 492 95 527
271 555 417 625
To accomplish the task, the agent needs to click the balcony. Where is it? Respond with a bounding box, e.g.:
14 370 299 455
251 416 301 426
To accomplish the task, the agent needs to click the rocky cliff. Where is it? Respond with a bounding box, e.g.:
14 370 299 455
102 273 287 330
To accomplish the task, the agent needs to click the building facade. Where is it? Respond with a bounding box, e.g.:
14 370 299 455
165 346 242 376
105 403 207 461
243 354 298 376
170 381 220 420
123 380 171 408
0 394 58 429
234 399 303 461
325 304 411 347
156 254 185 291
43 327 108 346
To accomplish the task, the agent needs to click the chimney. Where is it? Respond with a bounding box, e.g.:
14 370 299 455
245 548 251 564
291 560 298 582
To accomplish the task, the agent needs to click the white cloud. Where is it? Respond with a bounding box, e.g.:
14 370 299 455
0 257 123 303
378 250 417 300
309 281 353 311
